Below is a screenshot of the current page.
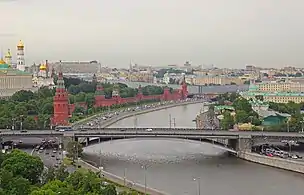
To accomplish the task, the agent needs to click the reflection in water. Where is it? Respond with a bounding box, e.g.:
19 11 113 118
84 138 304 195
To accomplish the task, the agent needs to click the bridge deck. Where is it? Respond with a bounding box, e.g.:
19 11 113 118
0 129 304 138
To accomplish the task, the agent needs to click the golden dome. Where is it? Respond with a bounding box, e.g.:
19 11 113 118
0 58 6 64
17 40 24 48
39 64 47 70
5 49 11 58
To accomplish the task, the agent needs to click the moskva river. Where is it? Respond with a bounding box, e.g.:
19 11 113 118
84 103 304 195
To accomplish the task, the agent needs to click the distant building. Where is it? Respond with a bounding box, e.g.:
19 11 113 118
51 61 101 74
0 58 33 97
240 82 304 103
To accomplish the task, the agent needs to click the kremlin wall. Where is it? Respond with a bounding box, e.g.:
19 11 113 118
51 62 189 126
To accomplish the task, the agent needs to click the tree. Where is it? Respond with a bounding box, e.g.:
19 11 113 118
0 169 31 195
66 141 83 161
235 110 249 124
220 111 234 130
55 165 69 182
1 150 44 184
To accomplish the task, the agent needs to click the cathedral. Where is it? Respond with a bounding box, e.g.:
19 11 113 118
0 41 33 95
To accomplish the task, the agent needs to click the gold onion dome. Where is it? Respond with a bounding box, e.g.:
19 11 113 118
0 58 6 64
17 40 24 48
5 49 11 58
39 64 47 70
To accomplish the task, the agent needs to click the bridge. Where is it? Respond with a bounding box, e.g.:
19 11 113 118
1 128 304 155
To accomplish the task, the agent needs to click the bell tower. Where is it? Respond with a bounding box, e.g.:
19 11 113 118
53 61 69 126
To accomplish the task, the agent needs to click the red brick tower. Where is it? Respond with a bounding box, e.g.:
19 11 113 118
181 75 188 99
53 61 69 126
94 82 106 107
136 85 143 101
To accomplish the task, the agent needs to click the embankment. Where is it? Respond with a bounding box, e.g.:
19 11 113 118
238 152 304 174
80 99 204 194
78 159 168 195
77 99 205 128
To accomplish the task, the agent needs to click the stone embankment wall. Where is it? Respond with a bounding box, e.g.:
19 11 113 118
78 159 168 195
74 99 205 128
239 152 304 174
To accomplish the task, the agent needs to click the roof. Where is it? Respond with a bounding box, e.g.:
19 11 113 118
255 109 291 118
17 40 24 47
241 91 304 97
5 49 11 58
214 105 235 111
0 58 6 65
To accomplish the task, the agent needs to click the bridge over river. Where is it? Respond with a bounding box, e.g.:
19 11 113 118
2 128 304 154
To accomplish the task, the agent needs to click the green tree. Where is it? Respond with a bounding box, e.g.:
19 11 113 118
235 110 249 124
220 111 234 130
55 165 69 182
0 169 31 195
1 150 44 184
66 141 83 161
23 116 38 130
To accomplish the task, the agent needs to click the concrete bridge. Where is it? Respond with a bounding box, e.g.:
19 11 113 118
1 128 304 155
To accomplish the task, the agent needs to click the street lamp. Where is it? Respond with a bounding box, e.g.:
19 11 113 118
123 168 127 186
20 115 24 131
141 164 149 194
301 117 304 133
193 177 201 195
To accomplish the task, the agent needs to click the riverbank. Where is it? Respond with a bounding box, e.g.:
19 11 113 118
75 99 205 128
79 99 204 194
78 159 168 195
238 152 304 174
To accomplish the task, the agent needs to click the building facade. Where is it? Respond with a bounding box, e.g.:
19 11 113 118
0 58 32 91
240 83 304 103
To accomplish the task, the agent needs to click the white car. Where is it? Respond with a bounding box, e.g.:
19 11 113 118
145 128 153 132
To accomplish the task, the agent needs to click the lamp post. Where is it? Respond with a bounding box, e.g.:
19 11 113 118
123 168 127 186
193 177 201 195
141 164 148 194
301 117 304 133
20 115 24 131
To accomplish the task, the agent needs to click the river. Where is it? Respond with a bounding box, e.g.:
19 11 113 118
83 103 304 195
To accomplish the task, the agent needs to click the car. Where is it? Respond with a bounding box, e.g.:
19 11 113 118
145 128 153 132
20 130 27 133
120 129 126 131
51 154 55 157
19 140 23 143
45 151 49 155
53 150 57 153
56 157 60 160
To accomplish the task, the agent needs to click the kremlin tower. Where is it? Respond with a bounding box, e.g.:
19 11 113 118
52 61 69 126
16 40 26 71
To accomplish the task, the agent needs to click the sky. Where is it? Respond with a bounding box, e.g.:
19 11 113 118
1 0 304 68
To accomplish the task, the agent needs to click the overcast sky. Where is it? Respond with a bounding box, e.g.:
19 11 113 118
1 0 304 68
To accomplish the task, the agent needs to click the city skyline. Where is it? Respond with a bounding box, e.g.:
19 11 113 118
1 0 304 68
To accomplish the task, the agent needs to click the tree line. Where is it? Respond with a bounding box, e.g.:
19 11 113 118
0 150 138 195
214 92 304 131
0 77 171 130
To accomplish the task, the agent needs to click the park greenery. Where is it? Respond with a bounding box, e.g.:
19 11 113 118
214 93 304 131
0 77 170 130
0 150 138 195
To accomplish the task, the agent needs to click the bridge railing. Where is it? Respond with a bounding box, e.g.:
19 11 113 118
77 127 222 131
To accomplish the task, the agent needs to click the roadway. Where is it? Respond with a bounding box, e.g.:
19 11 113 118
2 128 304 138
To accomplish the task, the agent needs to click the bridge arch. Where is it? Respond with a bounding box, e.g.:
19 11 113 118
78 136 237 154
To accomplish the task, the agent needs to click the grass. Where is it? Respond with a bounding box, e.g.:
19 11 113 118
63 157 73 165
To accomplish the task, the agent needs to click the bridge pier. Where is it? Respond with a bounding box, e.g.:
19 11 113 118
86 138 89 146
228 136 253 155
